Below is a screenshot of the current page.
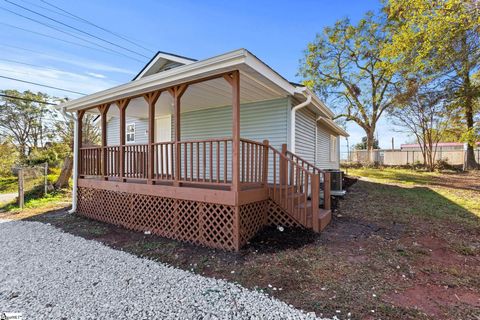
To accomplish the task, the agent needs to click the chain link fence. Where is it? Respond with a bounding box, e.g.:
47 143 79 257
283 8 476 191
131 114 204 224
11 163 49 209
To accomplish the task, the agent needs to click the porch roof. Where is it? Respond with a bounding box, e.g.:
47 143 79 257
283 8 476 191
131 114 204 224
60 49 334 118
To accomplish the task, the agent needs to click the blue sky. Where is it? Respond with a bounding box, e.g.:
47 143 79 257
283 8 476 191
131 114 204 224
0 0 410 153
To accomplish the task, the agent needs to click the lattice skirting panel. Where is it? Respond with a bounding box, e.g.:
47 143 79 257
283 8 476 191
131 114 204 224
267 199 302 228
239 200 268 247
77 187 236 251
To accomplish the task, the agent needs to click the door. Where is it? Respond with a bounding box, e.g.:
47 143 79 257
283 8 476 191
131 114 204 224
155 115 172 176
155 115 171 142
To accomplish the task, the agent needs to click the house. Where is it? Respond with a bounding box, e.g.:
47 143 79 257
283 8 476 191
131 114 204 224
61 49 349 251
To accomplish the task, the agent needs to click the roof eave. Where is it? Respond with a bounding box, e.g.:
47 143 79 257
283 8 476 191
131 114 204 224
318 117 349 137
61 49 300 112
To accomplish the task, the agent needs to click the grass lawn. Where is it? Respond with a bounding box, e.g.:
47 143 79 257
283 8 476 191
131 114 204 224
347 168 480 224
1 169 479 320
0 176 18 193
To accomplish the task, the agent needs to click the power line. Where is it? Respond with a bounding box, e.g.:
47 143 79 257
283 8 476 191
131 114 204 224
0 58 77 74
0 6 144 63
5 0 150 59
0 21 128 58
40 0 154 53
0 93 58 105
0 75 86 95
0 58 114 82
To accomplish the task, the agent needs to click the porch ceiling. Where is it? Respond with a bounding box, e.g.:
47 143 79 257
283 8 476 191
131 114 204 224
63 49 302 113
85 72 286 118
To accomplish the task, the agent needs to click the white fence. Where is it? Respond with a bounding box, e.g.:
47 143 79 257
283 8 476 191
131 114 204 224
342 149 480 166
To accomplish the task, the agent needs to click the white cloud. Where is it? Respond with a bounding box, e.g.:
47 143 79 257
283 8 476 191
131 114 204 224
86 72 107 79
0 62 120 98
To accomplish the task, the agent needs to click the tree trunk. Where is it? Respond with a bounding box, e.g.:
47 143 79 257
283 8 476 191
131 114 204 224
54 156 73 189
461 43 479 170
366 129 375 163
464 101 479 169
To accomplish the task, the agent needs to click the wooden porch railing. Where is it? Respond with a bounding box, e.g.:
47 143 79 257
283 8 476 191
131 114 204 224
285 149 331 211
266 145 321 230
105 145 120 177
79 146 102 176
177 138 232 185
79 138 331 232
153 142 175 181
240 138 266 187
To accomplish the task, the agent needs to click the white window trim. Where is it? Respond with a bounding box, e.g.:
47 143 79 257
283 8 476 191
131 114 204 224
126 123 135 143
330 135 337 162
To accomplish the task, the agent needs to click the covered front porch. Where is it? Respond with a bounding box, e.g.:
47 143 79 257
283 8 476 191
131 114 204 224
71 58 331 251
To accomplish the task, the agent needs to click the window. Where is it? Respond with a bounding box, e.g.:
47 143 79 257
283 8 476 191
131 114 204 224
330 135 337 162
126 123 135 143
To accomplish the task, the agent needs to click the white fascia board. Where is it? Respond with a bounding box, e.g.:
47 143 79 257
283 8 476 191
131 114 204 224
61 49 249 111
243 52 296 95
318 117 349 137
134 52 196 80
302 87 334 118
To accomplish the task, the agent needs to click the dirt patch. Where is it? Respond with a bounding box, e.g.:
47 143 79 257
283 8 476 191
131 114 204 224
386 284 480 319
244 226 318 254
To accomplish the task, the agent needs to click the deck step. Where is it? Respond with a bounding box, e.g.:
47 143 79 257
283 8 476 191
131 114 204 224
318 208 331 231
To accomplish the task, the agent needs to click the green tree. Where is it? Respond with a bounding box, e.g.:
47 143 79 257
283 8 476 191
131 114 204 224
300 11 396 161
0 140 18 177
382 0 480 169
355 136 380 150
0 90 51 162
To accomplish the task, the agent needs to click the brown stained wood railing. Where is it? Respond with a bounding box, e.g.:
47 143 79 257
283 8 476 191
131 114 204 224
285 150 323 176
267 145 320 230
79 146 102 176
124 144 149 179
177 138 232 185
285 149 331 212
104 145 120 177
239 138 265 186
153 142 175 181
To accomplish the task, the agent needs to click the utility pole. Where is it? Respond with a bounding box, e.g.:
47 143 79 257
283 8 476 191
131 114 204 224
391 137 394 151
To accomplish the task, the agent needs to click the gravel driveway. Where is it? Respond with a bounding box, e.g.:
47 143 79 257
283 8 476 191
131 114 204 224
0 220 328 319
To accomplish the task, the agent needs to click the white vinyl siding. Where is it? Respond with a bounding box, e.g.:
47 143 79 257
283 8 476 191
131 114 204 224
106 117 148 145
295 108 316 165
330 135 337 162
176 98 289 151
316 123 340 170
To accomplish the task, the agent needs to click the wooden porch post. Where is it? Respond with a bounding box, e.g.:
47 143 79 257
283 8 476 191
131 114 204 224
223 70 241 251
263 140 269 187
77 110 85 177
280 143 287 185
323 172 331 210
231 71 240 192
98 104 110 180
311 173 320 232
116 99 130 182
169 85 187 186
143 91 161 184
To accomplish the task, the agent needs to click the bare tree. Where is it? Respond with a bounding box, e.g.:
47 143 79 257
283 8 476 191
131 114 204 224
390 79 450 171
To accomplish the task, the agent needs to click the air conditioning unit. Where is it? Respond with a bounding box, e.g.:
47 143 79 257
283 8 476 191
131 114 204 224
324 169 345 197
